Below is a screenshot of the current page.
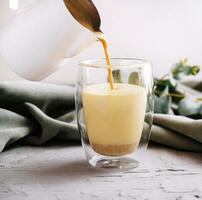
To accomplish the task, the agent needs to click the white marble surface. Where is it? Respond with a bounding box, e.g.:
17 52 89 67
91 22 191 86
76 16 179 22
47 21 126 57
0 144 202 200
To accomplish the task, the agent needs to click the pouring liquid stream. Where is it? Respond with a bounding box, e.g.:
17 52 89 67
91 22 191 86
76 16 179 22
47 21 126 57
96 32 114 90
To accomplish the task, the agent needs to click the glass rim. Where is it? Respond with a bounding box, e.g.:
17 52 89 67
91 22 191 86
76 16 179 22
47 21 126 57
79 58 151 69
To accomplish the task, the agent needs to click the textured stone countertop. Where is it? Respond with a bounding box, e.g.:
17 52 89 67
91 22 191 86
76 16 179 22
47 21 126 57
0 144 202 200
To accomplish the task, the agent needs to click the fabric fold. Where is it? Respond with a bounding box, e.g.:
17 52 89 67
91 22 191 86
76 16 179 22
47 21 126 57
153 114 202 143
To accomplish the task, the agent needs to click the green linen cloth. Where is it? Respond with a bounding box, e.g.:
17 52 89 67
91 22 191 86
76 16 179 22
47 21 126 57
0 81 202 152
0 81 78 152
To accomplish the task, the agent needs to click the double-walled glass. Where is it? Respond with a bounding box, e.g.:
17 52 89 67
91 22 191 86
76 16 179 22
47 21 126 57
76 58 154 170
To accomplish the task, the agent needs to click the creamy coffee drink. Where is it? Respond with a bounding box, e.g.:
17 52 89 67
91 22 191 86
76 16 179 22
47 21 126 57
83 83 147 156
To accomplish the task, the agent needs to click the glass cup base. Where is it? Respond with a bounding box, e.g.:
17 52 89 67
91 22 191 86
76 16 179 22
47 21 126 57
89 156 139 170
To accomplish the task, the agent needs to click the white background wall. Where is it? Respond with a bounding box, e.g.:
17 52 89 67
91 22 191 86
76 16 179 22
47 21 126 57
0 0 201 84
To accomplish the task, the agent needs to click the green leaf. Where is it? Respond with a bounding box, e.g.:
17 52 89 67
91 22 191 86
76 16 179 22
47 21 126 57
154 77 176 97
172 59 200 80
112 70 122 83
191 65 200 75
178 97 202 116
168 74 177 88
128 72 140 85
154 95 171 114
160 86 169 97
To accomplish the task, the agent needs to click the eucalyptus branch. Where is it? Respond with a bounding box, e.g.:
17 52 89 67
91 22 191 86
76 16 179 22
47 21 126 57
154 58 201 116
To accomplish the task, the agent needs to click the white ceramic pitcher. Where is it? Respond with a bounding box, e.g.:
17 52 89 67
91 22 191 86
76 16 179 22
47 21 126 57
0 0 96 80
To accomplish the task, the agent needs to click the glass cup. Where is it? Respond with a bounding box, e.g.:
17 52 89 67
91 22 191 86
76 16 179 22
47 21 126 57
76 58 154 170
